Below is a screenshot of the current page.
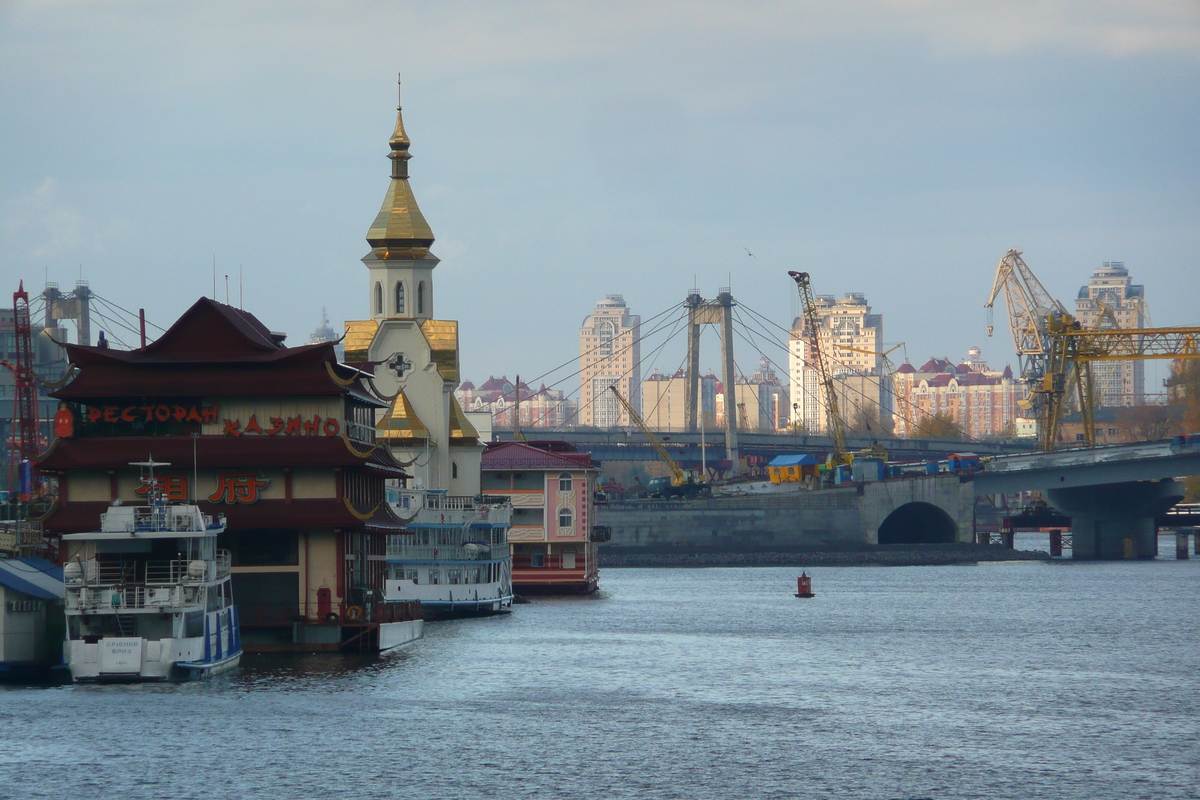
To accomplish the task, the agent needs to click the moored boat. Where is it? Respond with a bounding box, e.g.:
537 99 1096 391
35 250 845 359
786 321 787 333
383 487 513 618
62 460 240 682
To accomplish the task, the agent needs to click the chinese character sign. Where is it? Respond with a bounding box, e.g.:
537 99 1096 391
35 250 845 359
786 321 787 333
208 471 270 504
134 473 189 502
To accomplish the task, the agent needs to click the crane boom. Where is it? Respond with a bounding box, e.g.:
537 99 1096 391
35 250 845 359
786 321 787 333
607 385 687 485
789 271 850 466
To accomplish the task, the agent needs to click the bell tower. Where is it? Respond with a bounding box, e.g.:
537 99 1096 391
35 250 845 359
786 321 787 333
363 75 438 322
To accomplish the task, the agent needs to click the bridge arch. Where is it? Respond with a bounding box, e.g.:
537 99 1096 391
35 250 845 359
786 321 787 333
878 501 957 545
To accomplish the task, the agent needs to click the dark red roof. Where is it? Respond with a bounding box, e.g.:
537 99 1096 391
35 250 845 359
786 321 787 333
37 435 407 475
919 358 953 373
42 498 406 534
51 298 378 402
482 441 597 471
927 374 953 387
895 362 916 374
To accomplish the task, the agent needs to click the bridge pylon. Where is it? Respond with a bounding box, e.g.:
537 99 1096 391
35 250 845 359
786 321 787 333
684 289 739 477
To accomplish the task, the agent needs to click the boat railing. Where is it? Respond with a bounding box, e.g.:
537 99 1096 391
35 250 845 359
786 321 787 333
101 506 210 534
385 543 497 561
68 552 231 588
65 583 203 612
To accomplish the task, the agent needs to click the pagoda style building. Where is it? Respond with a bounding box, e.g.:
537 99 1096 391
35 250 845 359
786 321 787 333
36 299 419 651
344 80 483 493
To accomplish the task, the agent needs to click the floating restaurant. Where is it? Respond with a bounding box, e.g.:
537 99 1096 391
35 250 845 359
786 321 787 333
36 299 422 652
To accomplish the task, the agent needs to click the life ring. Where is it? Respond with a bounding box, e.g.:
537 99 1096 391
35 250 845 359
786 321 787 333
345 605 363 622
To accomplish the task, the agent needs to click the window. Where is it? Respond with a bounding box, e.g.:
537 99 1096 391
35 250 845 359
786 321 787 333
558 472 572 491
417 281 425 315
558 509 573 530
395 281 405 315
374 282 383 315
530 548 545 567
452 462 458 480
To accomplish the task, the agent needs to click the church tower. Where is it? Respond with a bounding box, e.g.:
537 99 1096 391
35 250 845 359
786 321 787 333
345 78 481 494
363 78 438 322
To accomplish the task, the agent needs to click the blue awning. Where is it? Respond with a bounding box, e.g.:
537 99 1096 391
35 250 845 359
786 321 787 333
768 454 821 467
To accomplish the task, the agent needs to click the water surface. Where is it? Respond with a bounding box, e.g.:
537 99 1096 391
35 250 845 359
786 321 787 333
3 548 1197 799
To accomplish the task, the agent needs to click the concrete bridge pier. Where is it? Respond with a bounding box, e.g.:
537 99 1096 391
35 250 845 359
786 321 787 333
1047 479 1185 560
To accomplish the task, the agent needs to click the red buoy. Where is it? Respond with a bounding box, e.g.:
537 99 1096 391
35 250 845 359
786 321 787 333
795 572 815 598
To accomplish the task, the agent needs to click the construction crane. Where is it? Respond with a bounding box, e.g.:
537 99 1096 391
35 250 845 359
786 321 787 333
0 282 41 487
831 341 906 459
984 248 1066 418
789 270 851 467
606 385 706 498
1040 315 1200 449
984 248 1200 449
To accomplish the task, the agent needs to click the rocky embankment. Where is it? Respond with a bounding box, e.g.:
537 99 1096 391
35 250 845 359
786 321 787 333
600 544 1052 568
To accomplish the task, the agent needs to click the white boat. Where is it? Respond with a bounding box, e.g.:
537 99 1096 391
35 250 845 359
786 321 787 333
384 488 514 618
61 460 240 682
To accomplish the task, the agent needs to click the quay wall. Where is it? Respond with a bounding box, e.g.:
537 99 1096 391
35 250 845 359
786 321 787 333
597 487 866 550
597 474 976 551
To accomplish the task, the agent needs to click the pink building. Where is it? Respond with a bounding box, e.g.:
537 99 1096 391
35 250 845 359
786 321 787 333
892 350 1021 439
458 376 577 430
481 442 601 594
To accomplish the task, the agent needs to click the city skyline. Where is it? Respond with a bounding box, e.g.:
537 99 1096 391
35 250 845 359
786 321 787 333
2 2 1197 391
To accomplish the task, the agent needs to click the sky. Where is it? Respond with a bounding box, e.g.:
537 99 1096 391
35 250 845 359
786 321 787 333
2 0 1198 396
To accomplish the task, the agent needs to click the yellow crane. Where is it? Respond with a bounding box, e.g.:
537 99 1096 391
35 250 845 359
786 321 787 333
1040 316 1200 449
984 248 1066 416
789 270 852 467
606 385 706 498
831 341 906 459
985 247 1200 449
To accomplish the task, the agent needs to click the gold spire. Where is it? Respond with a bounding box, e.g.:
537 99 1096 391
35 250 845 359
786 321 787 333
367 75 435 258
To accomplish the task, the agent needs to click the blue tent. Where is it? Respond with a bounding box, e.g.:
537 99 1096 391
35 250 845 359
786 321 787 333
768 454 821 467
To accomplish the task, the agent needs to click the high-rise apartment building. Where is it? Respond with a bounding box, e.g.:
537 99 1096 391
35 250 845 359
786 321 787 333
579 295 640 428
1074 262 1146 407
787 292 886 433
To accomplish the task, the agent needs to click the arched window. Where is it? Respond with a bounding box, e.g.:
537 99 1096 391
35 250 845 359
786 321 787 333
417 281 426 315
395 282 405 315
558 509 573 529
452 462 458 480
374 282 383 316
558 472 572 491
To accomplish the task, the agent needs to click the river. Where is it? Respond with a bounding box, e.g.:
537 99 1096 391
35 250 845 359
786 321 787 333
3 540 1197 799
